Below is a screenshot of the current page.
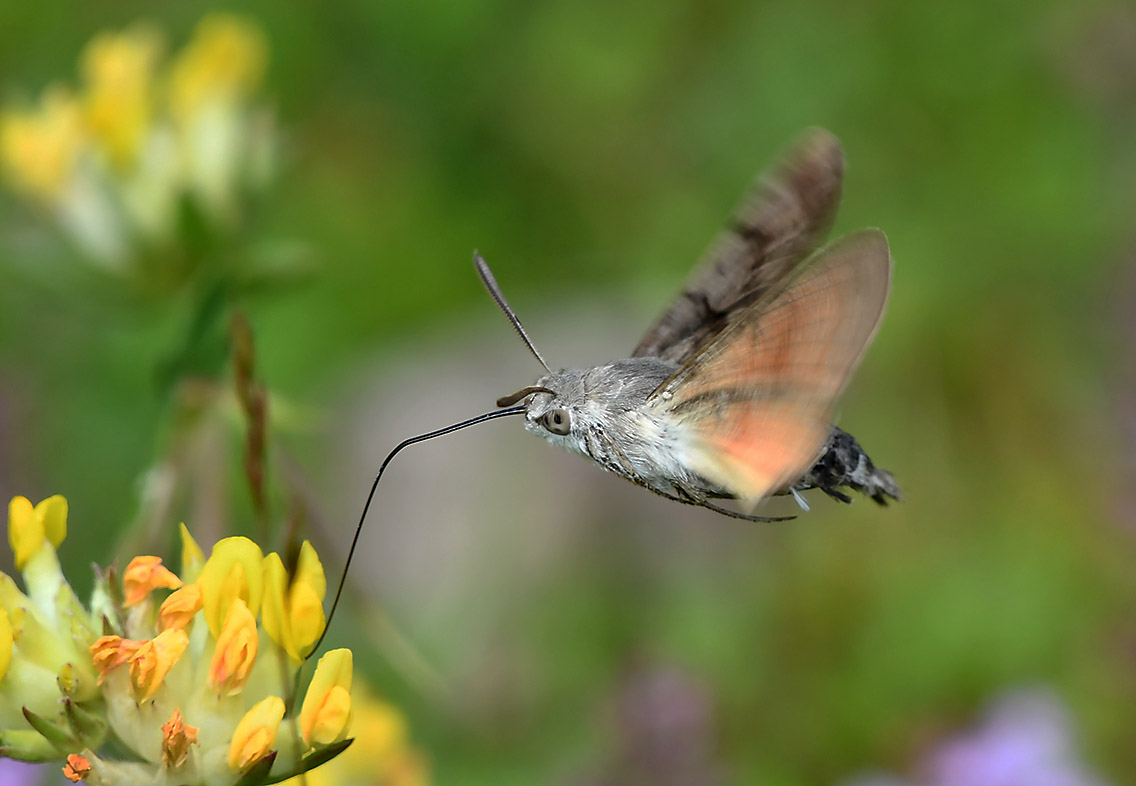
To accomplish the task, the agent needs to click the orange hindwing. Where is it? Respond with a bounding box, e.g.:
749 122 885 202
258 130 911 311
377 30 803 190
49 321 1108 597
651 229 892 507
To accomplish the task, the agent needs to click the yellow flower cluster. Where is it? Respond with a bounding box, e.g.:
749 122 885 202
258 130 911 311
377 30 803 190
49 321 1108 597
0 497 103 763
285 684 432 786
0 14 274 268
0 496 355 786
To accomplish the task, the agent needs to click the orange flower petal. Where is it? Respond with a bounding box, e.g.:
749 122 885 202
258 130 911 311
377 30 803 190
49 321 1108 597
128 629 188 701
62 753 91 782
90 635 145 683
161 708 200 768
158 583 203 631
208 597 257 695
122 555 182 606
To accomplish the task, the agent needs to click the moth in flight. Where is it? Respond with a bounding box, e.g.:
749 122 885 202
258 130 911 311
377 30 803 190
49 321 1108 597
486 128 898 521
317 130 900 651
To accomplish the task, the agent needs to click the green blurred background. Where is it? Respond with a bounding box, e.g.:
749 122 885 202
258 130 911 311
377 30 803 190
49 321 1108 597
2 0 1135 783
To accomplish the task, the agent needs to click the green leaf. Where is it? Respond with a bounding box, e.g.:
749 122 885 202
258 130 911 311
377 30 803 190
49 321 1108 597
22 706 75 749
232 751 277 786
64 698 107 744
0 728 63 761
264 738 354 784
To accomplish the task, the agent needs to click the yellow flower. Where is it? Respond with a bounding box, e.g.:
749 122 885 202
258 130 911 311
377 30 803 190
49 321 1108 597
166 13 274 225
285 683 432 786
383 752 432 786
299 648 352 749
3 497 373 783
3 12 278 269
8 495 67 571
160 708 199 768
0 603 11 682
127 628 188 702
122 555 182 606
207 596 257 696
229 695 284 771
157 583 202 631
0 496 102 763
178 523 205 581
0 87 85 204
262 541 327 661
169 13 267 120
80 23 162 169
198 536 263 638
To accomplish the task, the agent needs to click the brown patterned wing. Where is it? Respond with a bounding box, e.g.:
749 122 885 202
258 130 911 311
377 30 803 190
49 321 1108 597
651 229 892 507
632 128 846 364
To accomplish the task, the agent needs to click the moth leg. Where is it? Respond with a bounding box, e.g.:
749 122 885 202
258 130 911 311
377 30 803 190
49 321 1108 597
635 482 705 507
672 484 795 523
619 474 700 506
626 475 795 523
818 485 853 504
696 499 795 523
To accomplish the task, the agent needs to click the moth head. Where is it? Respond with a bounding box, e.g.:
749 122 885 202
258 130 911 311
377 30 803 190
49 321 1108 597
522 386 573 439
497 370 592 444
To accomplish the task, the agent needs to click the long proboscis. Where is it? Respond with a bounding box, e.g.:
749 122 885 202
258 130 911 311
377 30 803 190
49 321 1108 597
474 251 552 374
496 386 555 408
308 404 527 657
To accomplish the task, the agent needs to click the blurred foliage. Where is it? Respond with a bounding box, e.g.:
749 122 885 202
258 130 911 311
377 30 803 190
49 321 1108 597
1 0 1135 784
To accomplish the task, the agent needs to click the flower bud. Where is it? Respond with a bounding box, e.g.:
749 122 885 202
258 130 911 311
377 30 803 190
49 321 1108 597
228 696 284 772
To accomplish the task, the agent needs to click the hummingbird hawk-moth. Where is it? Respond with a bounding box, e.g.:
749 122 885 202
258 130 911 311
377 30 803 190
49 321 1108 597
316 128 899 652
486 127 899 521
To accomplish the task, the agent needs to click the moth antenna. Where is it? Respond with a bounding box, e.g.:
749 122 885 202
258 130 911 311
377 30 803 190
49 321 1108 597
308 404 527 658
474 251 552 374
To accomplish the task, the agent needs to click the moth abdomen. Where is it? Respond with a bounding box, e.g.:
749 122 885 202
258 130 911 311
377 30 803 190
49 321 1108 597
799 427 900 505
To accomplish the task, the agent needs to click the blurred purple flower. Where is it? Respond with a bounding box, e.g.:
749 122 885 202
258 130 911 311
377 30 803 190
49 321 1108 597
565 662 722 786
842 690 1111 786
0 759 58 786
924 691 1109 786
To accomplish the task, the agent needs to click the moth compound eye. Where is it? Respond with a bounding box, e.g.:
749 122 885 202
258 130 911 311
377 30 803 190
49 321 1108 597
541 408 571 436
